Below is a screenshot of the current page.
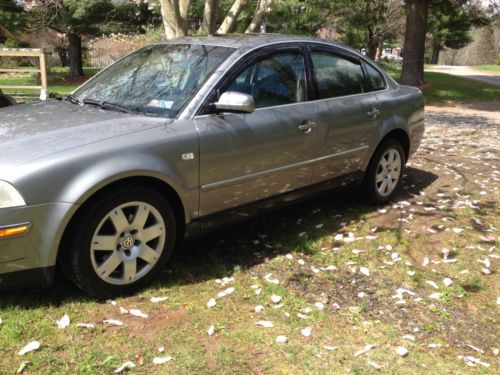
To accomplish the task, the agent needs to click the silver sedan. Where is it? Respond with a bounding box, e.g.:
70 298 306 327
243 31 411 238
0 35 424 297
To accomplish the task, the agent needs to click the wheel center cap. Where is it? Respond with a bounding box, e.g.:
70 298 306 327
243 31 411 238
121 235 135 250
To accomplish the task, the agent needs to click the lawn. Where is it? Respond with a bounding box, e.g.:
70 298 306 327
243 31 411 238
0 107 498 374
0 67 100 97
384 64 500 104
472 65 500 72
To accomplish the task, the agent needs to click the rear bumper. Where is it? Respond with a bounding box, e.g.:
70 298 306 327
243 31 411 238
0 266 55 291
0 202 76 284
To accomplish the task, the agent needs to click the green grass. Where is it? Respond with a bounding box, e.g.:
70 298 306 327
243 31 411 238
0 67 100 97
472 64 500 72
385 65 500 104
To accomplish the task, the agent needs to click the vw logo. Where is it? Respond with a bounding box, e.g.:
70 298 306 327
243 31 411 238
121 235 135 250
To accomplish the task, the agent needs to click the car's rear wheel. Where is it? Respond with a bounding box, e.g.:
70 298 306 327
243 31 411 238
362 139 405 204
61 186 176 298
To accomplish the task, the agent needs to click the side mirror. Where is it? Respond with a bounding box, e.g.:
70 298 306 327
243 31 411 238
214 91 255 114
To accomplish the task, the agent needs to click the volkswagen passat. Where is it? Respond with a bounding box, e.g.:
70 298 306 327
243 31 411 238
0 35 424 297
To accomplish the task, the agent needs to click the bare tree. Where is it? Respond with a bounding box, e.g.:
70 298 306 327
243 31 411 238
200 0 220 35
158 0 192 39
217 0 249 34
245 0 273 33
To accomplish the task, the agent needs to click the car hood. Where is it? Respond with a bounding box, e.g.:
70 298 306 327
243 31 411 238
0 100 171 169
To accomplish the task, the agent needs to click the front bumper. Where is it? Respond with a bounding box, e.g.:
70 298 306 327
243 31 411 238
0 202 76 289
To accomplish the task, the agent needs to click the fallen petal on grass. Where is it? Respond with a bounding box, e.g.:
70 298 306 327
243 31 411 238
275 335 287 343
256 320 274 328
152 356 173 365
129 309 148 318
18 341 40 356
113 361 135 373
354 344 376 357
56 313 70 329
103 319 123 326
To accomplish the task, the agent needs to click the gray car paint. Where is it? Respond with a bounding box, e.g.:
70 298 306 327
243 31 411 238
0 34 424 285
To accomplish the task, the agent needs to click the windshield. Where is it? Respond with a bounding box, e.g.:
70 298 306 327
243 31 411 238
72 44 234 118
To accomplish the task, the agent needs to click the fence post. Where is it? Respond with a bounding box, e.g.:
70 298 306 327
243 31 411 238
39 50 48 100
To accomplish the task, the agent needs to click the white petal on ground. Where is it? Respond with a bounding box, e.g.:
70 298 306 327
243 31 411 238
360 267 370 276
18 341 40 356
103 319 123 326
207 298 217 308
443 278 453 287
285 253 293 260
354 344 376 357
256 320 274 328
275 335 288 343
56 313 70 329
323 345 338 351
106 299 117 306
150 297 168 303
129 309 148 318
76 323 95 329
429 292 442 300
207 325 215 336
428 343 441 348
465 344 484 354
158 346 165 353
452 228 464 234
367 360 382 369
255 305 264 313
271 295 281 303
463 356 490 368
114 361 136 373
152 356 173 365
402 335 415 341
357 292 366 298
314 302 324 310
407 270 416 276
298 259 305 265
423 257 430 266
119 307 129 314
395 346 409 356
255 288 262 295
0 318 2 325
301 327 312 337
16 360 30 374
218 287 235 298
425 280 439 289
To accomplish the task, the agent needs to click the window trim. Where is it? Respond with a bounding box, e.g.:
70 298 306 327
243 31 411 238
307 45 367 101
361 61 387 92
197 44 309 115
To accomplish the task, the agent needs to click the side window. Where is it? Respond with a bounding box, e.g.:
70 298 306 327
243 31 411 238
364 63 386 91
310 51 364 98
225 51 306 109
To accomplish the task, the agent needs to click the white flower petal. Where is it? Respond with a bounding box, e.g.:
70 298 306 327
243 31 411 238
56 313 70 329
114 361 135 373
18 341 40 356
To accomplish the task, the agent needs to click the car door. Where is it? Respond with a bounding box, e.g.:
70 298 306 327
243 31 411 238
194 46 317 217
308 45 381 183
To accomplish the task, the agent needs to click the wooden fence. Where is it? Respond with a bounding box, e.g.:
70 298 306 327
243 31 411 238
0 48 48 100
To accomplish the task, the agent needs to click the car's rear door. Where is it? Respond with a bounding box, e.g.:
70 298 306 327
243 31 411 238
307 44 381 183
194 45 317 217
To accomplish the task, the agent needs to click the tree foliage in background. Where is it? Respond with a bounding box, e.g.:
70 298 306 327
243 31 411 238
428 0 489 64
0 0 25 44
331 0 404 60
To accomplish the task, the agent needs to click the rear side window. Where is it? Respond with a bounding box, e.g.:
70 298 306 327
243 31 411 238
364 63 386 91
225 51 306 108
310 51 364 99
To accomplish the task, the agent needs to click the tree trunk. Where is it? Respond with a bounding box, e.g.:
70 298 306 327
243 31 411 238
431 36 441 64
400 0 430 86
200 0 220 35
57 48 68 67
217 0 248 34
68 32 83 78
245 0 273 33
366 28 378 60
159 0 190 39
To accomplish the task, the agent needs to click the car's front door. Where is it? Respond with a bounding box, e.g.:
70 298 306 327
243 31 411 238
308 46 381 183
194 46 317 217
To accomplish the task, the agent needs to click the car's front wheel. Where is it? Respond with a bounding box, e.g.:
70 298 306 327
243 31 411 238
362 139 405 204
61 186 176 298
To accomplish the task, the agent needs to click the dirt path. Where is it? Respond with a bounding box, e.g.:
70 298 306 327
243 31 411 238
427 65 500 86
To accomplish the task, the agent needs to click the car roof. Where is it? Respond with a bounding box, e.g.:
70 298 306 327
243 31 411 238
155 33 360 55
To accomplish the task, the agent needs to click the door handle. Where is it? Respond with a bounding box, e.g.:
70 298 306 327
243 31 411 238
367 107 381 119
298 121 316 134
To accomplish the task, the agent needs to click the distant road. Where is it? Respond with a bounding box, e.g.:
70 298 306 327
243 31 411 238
426 65 500 87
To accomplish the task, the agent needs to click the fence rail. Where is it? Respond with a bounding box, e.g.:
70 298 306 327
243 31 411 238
0 48 48 100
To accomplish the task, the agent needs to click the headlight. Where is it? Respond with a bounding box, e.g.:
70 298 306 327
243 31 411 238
0 181 26 209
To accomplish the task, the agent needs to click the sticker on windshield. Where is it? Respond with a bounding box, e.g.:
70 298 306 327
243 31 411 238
147 99 174 109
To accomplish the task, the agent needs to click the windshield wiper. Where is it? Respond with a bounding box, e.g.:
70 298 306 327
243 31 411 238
81 98 140 115
65 93 81 105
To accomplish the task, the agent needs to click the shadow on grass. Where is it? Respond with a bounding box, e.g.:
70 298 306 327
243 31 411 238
0 167 439 308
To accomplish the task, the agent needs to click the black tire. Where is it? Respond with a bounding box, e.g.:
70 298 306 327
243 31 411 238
361 139 405 204
60 186 176 298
